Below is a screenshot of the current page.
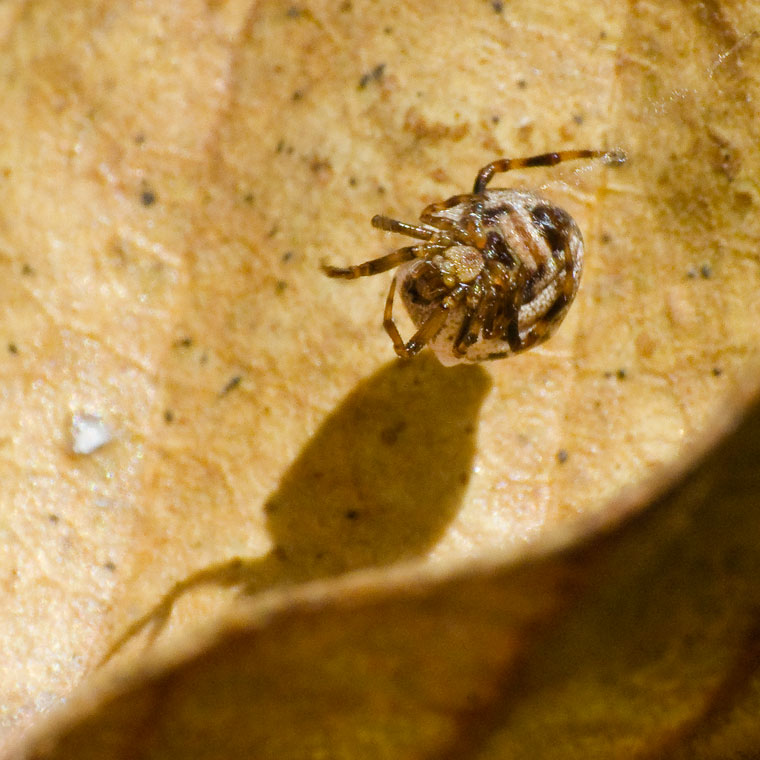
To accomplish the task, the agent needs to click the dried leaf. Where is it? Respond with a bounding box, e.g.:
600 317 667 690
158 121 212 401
12 380 760 759
2 0 760 756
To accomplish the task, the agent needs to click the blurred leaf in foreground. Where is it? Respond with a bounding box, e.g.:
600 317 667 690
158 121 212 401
12 377 760 759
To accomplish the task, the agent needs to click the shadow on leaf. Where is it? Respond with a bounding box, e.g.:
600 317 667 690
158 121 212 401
103 353 491 662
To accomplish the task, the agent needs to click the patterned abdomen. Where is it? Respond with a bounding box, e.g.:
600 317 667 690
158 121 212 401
400 190 584 366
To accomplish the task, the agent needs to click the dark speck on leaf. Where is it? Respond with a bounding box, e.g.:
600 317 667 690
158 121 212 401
557 448 569 464
359 63 386 89
141 188 156 207
345 509 360 520
21 263 34 276
700 263 713 279
712 366 723 376
220 375 242 396
491 0 504 12
8 343 18 354
48 513 59 523
276 280 288 293
164 409 174 423
616 368 627 380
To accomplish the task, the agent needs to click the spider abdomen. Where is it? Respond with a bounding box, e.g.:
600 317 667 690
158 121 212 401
400 190 584 366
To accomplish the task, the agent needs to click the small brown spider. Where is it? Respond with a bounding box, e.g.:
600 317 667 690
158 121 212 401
323 149 625 365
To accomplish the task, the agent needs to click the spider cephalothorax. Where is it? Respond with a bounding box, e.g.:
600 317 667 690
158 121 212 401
323 149 625 365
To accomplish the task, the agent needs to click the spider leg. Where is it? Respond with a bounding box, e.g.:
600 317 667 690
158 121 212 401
453 291 490 356
509 299 564 353
481 285 499 339
322 243 445 279
517 255 579 351
383 276 460 359
495 265 530 353
473 149 607 194
400 307 450 358
371 215 435 241
420 194 482 246
382 275 407 354
503 306 522 352
463 203 488 249
513 320 552 353
420 193 478 218
452 309 474 358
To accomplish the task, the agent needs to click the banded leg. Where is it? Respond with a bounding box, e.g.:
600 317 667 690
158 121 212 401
421 193 477 218
371 215 434 241
322 244 445 279
511 270 571 353
420 194 484 246
502 302 522 353
519 227 578 347
511 309 558 353
503 259 577 353
495 266 530 353
475 258 524 346
383 276 456 359
519 265 578 350
473 149 606 194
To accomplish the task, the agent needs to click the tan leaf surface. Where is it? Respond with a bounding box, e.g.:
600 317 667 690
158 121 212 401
2 0 760 756
11 376 760 759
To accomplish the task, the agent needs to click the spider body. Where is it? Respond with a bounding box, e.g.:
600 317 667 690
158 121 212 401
323 149 624 365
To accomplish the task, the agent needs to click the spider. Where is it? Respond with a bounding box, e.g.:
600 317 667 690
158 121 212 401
323 149 625 365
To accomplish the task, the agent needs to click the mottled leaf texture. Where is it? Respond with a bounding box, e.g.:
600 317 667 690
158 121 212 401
1 0 760 758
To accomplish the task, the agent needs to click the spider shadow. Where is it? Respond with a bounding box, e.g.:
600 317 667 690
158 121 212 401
103 354 491 662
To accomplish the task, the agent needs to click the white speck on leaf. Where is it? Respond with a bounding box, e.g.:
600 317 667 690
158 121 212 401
70 413 113 455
